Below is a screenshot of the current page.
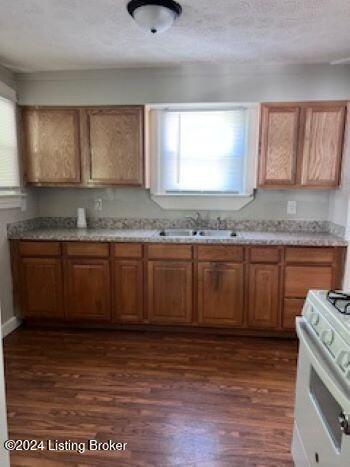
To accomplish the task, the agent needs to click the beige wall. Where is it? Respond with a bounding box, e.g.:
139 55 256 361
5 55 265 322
16 64 350 105
0 63 16 90
328 103 350 230
328 104 350 289
36 187 331 221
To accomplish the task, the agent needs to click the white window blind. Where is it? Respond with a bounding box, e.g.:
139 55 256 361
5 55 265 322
0 97 20 190
159 108 248 194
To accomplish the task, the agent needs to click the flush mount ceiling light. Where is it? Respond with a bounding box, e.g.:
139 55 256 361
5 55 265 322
127 0 182 34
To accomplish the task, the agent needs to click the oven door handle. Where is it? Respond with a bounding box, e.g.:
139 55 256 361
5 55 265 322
296 317 350 413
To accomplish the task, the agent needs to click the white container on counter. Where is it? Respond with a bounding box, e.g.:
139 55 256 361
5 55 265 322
77 208 87 229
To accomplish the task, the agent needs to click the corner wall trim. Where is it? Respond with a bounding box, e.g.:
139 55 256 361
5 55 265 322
1 317 21 338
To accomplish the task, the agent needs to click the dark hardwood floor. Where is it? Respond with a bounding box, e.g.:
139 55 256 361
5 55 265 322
3 327 298 466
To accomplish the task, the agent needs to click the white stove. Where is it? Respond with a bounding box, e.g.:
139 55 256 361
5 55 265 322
292 290 350 467
303 290 350 385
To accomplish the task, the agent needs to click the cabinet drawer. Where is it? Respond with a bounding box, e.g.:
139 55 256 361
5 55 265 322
64 242 109 257
285 266 333 298
147 244 192 260
197 245 244 262
249 247 281 263
285 247 334 264
112 243 143 258
19 241 61 257
283 299 304 330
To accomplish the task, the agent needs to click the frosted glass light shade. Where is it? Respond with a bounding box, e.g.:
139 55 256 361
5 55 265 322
132 5 177 34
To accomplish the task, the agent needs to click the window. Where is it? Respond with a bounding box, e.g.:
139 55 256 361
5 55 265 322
149 104 258 209
160 108 247 193
0 97 20 194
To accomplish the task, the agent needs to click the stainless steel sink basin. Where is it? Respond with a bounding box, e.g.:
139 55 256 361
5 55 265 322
158 229 237 238
159 229 197 237
197 230 237 237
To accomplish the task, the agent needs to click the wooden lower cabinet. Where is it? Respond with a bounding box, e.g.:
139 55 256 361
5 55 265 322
20 258 64 318
113 260 143 323
147 261 193 324
14 241 345 334
284 265 333 298
248 264 280 329
65 259 111 320
197 262 244 326
283 298 305 330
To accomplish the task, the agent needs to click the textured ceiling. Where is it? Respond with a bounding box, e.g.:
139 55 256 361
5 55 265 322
0 0 349 72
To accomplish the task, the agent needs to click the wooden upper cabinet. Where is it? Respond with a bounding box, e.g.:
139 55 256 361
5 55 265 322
258 102 346 189
259 105 300 186
22 108 81 184
300 104 346 187
21 105 144 187
85 107 144 185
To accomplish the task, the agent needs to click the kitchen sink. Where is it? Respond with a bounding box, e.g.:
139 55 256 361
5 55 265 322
197 230 237 237
159 229 197 237
158 229 237 238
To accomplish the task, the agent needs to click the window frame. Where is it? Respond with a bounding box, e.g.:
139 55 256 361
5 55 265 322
0 84 25 210
146 102 259 211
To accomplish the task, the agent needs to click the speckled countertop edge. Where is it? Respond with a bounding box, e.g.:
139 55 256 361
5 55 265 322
8 228 348 247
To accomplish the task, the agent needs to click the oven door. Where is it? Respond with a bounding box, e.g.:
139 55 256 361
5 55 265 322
293 318 350 467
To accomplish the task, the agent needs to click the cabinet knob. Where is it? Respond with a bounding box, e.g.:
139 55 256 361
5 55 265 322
322 329 334 346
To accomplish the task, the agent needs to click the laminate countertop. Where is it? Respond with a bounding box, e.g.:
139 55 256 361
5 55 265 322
8 228 348 247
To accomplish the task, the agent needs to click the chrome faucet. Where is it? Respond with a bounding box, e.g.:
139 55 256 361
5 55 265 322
186 212 203 229
216 216 226 230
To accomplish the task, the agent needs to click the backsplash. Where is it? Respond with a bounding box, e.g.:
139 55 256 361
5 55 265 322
328 222 346 238
7 216 341 237
34 187 331 221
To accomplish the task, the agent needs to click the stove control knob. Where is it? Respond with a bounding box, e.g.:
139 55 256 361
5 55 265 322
322 329 334 346
338 351 350 371
311 313 320 327
343 354 350 369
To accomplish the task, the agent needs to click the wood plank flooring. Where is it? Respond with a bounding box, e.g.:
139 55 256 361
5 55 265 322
3 327 298 466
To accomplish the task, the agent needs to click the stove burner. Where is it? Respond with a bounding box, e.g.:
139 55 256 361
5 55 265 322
327 290 350 315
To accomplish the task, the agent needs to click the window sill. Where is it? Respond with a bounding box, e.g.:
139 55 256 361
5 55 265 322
150 193 255 211
0 192 26 210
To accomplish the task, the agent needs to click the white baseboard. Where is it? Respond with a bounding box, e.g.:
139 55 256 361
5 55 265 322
1 317 21 338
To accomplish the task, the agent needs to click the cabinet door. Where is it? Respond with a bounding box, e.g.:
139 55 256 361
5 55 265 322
113 260 143 323
248 264 280 329
21 258 64 318
285 266 333 298
86 107 144 185
198 262 244 326
258 105 300 186
301 104 346 187
65 259 111 321
148 261 192 324
283 298 304 330
22 108 81 183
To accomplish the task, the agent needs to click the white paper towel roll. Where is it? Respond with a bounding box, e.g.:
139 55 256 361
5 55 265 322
77 208 87 229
